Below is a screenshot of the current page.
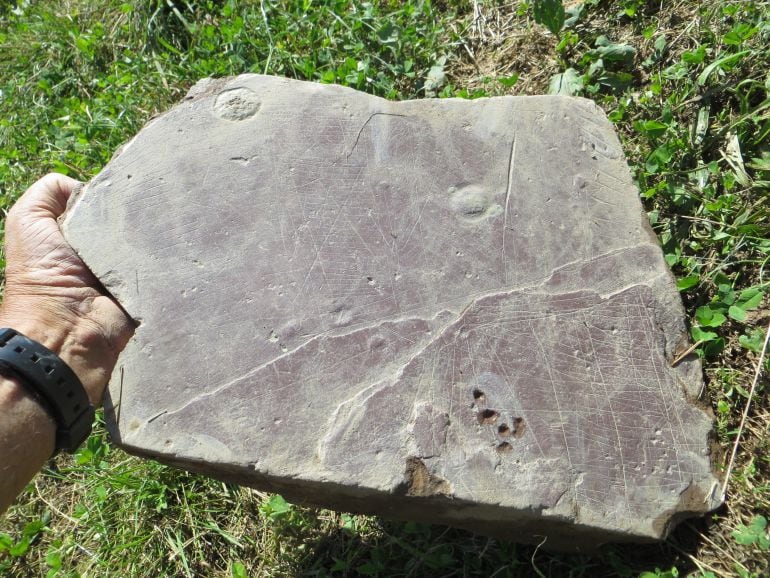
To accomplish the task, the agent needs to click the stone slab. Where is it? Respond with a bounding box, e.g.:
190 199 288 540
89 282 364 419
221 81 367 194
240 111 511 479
61 75 721 549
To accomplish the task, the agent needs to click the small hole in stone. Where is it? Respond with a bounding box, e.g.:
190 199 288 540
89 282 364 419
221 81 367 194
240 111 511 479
478 409 499 425
512 417 526 438
30 353 39 362
44 365 54 374
472 389 485 401
496 442 513 454
73 404 81 412
14 346 24 353
67 391 74 398
498 424 511 437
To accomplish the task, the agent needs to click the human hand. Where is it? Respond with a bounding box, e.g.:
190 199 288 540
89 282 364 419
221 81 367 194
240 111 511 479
1 173 135 405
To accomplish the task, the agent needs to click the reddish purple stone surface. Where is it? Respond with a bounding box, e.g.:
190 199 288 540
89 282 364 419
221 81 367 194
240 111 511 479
62 75 720 548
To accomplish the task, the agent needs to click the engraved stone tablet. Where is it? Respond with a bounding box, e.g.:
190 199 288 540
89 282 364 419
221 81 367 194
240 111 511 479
61 75 721 548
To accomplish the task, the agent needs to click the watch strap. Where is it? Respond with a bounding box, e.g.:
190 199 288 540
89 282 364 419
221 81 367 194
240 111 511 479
0 328 94 454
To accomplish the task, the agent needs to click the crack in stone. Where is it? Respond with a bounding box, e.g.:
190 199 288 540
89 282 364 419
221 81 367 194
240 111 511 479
345 112 409 160
138 244 669 425
501 134 516 284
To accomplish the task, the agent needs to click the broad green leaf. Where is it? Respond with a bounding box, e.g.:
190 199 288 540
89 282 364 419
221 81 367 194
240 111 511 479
645 145 674 173
739 329 765 352
696 306 726 327
635 119 668 139
691 326 718 342
340 513 356 531
564 4 583 28
677 275 699 291
594 70 633 92
717 400 730 414
738 288 763 310
653 34 667 55
728 305 748 322
682 45 707 65
45 549 62 570
532 0 565 36
260 494 291 520
723 23 757 45
707 312 727 327
22 519 46 538
497 73 519 88
717 283 736 305
231 561 247 578
732 516 769 549
9 537 31 557
594 36 636 63
548 68 583 95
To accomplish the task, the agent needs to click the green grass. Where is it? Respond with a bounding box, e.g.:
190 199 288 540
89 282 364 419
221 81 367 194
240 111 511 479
1 0 769 576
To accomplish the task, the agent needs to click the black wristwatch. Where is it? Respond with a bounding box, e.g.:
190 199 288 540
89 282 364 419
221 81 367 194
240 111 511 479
0 328 94 454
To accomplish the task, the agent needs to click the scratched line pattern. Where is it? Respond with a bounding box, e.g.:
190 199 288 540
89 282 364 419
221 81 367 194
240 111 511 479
431 286 708 517
62 75 717 539
304 283 713 525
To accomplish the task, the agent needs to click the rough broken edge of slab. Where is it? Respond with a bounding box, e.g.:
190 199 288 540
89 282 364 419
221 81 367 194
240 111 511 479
126 440 719 552
61 75 724 551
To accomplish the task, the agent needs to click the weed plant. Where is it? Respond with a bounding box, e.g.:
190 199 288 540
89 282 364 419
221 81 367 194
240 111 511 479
1 0 769 576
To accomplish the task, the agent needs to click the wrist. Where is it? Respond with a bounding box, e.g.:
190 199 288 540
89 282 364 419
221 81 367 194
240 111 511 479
0 371 57 456
0 296 116 406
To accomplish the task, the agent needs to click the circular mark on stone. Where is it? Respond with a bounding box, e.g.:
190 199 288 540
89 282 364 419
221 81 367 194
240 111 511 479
478 409 499 425
498 424 511 437
472 388 485 402
449 185 501 222
214 87 261 121
496 442 513 454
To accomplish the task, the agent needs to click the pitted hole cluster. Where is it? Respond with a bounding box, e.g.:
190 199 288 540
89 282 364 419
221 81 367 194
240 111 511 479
470 388 526 456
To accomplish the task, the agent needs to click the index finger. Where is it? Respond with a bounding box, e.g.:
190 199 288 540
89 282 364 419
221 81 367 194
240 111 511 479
9 173 82 222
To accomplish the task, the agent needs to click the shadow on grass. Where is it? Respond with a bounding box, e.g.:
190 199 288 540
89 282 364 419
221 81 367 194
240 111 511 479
288 508 718 577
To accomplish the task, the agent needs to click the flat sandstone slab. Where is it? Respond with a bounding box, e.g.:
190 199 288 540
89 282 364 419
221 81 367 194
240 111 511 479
62 75 720 548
